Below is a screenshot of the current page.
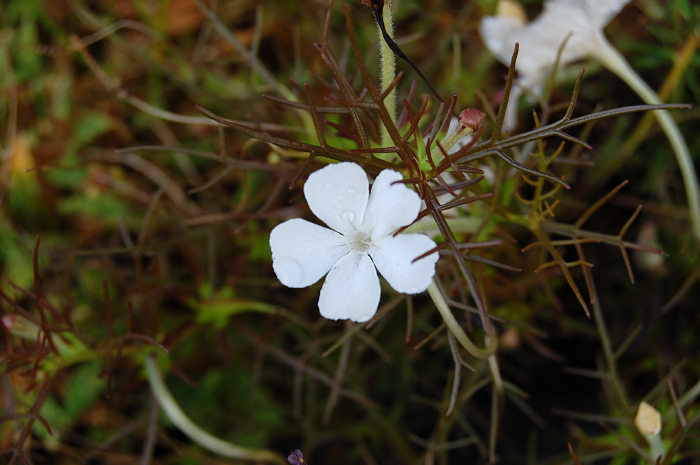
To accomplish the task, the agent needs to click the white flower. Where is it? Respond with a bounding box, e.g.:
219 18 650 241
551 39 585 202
480 0 630 130
270 162 438 323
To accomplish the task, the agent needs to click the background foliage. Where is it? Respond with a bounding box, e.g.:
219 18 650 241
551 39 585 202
1 0 699 464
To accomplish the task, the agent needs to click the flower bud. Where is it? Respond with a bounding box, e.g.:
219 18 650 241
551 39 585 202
497 0 527 22
635 402 661 435
459 109 486 133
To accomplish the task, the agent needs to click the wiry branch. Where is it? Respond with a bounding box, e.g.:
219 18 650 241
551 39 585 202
196 105 396 174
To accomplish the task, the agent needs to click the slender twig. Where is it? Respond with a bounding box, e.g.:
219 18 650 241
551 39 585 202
138 396 160 465
322 328 352 425
575 244 630 411
145 355 286 464
191 0 294 101
593 36 700 243
427 280 498 358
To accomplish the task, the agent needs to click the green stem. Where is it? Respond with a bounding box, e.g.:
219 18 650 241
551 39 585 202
145 355 285 464
378 0 397 148
593 37 700 244
587 266 630 411
402 216 482 235
432 125 476 165
644 433 665 463
428 280 498 359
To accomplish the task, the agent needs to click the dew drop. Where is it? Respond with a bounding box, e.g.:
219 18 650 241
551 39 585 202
341 210 356 223
273 257 304 287
325 183 332 189
409 286 419 294
338 195 344 201
348 187 356 195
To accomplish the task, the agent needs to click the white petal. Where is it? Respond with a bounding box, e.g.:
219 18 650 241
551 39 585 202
481 0 630 95
548 0 630 29
533 3 600 61
303 162 369 236
479 15 525 66
318 252 380 323
361 169 421 239
270 218 350 288
503 81 524 132
370 234 438 294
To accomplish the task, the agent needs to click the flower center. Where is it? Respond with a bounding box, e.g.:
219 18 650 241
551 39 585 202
349 232 372 254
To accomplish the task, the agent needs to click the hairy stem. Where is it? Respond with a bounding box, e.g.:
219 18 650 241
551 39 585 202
377 0 397 148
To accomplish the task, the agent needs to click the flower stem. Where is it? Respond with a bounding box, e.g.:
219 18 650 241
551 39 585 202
593 38 700 244
427 279 498 358
377 0 397 148
145 355 285 464
585 255 630 410
403 216 482 235
645 433 665 463
432 124 476 165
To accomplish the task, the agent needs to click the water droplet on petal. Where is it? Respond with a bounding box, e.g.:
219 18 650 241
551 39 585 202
325 183 332 189
341 209 356 223
348 188 356 195
273 257 304 287
409 286 419 294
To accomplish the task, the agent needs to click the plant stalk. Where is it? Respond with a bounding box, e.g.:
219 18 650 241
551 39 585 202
645 433 665 463
145 355 285 464
377 0 397 148
428 279 498 359
593 38 700 244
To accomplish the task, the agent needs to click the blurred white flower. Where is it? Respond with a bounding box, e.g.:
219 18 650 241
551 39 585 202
480 0 630 130
480 0 700 245
270 162 438 323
